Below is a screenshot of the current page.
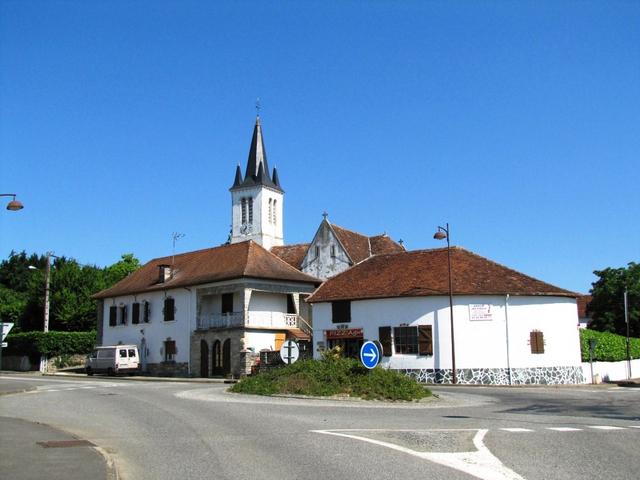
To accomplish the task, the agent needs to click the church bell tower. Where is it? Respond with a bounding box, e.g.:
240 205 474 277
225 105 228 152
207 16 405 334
229 117 284 250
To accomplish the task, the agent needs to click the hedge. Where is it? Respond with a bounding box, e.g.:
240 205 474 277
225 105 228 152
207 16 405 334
580 328 640 362
4 331 96 357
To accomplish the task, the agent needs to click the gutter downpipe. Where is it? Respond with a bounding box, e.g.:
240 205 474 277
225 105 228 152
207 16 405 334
505 294 512 386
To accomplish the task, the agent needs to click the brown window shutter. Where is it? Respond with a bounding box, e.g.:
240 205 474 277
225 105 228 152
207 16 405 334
379 326 391 357
143 301 150 323
536 331 544 354
165 340 176 355
109 306 117 326
530 331 537 353
418 325 433 356
132 302 140 324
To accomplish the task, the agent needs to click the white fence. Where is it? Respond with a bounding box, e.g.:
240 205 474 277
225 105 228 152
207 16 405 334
197 311 300 331
581 358 640 383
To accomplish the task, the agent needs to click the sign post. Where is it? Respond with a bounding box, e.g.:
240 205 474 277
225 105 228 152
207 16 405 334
359 340 381 369
0 322 14 371
279 340 300 365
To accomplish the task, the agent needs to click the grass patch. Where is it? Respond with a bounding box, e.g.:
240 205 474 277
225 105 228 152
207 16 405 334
229 356 431 401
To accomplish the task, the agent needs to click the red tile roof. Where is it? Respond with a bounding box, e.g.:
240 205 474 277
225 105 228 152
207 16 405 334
577 295 592 318
93 241 320 299
369 234 405 255
270 243 310 269
307 247 577 303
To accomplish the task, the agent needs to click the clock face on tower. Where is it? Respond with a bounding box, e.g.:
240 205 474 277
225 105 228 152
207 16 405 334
240 223 253 235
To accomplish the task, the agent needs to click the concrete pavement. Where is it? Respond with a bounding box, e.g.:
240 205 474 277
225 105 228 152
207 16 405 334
0 416 116 480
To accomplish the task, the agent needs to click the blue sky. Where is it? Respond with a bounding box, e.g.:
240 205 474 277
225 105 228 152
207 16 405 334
1 1 638 294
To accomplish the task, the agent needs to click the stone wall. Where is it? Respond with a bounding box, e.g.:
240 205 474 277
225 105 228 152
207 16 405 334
146 362 189 377
402 366 585 385
191 329 246 378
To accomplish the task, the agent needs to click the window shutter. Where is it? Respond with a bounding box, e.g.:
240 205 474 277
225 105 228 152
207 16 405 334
331 300 351 323
165 340 176 355
132 302 140 324
418 325 433 356
121 305 127 324
109 306 117 326
143 301 150 323
378 326 392 356
164 298 175 321
530 330 545 354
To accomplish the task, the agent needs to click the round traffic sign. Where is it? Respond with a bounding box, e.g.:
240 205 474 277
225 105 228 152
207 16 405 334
279 340 300 365
360 340 380 369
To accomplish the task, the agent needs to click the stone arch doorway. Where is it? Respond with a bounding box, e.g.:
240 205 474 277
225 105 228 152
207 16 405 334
212 340 222 376
200 340 209 378
222 338 231 376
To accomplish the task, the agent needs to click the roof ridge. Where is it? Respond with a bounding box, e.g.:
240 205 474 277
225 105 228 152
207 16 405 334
271 242 311 249
330 223 369 239
148 242 247 264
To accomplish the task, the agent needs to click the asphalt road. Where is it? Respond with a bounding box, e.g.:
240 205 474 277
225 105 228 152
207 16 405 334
1 374 639 480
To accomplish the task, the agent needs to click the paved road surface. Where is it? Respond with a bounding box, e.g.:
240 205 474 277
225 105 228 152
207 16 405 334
1 374 639 480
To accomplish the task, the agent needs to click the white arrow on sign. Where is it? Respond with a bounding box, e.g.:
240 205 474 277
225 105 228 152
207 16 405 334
1 322 14 342
363 349 377 362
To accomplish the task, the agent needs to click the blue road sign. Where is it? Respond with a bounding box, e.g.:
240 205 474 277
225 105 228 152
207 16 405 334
360 340 381 369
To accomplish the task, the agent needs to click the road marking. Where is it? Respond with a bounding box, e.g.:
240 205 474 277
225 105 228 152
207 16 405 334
547 427 583 432
629 426 640 429
500 428 534 432
312 429 526 480
587 426 626 430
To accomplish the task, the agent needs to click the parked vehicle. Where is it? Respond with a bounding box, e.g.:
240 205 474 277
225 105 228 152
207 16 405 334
86 345 140 376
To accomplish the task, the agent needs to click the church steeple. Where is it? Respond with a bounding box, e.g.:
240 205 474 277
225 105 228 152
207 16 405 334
229 115 285 250
231 116 283 193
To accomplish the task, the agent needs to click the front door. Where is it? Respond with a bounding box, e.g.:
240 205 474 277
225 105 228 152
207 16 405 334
222 338 231 375
200 340 209 377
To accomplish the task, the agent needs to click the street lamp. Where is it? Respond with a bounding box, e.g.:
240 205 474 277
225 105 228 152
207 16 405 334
1 193 24 211
29 252 55 373
434 223 457 385
0 193 24 372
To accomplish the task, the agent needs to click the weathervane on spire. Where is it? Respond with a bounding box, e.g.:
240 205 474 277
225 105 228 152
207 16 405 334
255 98 261 117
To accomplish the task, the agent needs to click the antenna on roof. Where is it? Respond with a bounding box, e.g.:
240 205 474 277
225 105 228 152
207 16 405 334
171 232 185 266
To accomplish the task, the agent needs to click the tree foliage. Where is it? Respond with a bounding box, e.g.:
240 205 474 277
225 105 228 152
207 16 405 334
588 262 640 337
0 251 141 332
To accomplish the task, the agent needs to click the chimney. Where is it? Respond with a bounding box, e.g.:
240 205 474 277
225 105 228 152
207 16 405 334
158 264 172 283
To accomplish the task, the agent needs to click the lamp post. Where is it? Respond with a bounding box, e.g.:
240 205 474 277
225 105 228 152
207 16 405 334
434 223 457 384
1 193 24 211
29 252 55 373
0 193 24 372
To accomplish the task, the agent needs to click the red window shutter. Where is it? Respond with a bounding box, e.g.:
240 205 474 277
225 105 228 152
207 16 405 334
379 326 391 357
418 325 433 356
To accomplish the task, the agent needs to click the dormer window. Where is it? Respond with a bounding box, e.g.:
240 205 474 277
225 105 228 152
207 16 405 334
158 264 172 283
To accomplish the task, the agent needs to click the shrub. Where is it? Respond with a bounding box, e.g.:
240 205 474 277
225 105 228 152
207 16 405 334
580 328 640 362
4 331 96 357
230 356 431 401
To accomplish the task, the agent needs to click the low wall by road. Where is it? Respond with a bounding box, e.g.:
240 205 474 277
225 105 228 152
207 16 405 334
581 359 640 383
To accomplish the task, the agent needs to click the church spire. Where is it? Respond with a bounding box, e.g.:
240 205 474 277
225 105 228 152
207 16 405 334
231 116 283 192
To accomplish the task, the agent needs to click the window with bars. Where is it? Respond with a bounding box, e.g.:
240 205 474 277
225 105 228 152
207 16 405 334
380 325 433 356
164 339 176 362
530 330 545 354
132 302 140 324
163 297 175 322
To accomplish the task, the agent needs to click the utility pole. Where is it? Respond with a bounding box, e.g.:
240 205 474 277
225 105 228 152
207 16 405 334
40 252 53 373
624 289 631 380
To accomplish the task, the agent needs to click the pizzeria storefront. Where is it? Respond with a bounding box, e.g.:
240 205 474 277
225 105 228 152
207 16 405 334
325 328 364 358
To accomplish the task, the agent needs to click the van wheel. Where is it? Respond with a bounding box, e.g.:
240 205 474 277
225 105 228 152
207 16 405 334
107 368 115 376
86 367 93 376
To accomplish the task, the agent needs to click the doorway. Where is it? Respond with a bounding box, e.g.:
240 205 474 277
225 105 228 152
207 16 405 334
200 340 209 378
222 339 231 375
212 340 222 376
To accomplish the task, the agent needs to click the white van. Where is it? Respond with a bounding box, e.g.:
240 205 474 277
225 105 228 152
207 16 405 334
86 345 140 376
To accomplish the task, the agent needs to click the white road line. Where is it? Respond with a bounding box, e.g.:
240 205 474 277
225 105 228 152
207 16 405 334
312 429 526 480
587 426 626 430
547 427 583 432
629 426 640 429
500 428 534 432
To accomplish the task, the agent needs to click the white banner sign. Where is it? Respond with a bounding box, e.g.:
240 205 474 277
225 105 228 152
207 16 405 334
469 304 493 321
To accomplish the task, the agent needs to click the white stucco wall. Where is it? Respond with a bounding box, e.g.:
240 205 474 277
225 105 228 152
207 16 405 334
100 288 195 372
249 291 287 313
312 295 582 371
581 359 640 383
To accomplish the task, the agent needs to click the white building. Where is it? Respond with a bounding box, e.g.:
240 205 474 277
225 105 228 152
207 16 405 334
308 247 584 385
93 118 319 377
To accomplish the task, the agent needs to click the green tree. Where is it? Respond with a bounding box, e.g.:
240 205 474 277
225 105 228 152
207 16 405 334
0 251 141 332
588 262 640 337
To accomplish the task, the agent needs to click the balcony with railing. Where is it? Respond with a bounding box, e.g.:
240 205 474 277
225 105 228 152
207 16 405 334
196 311 312 336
